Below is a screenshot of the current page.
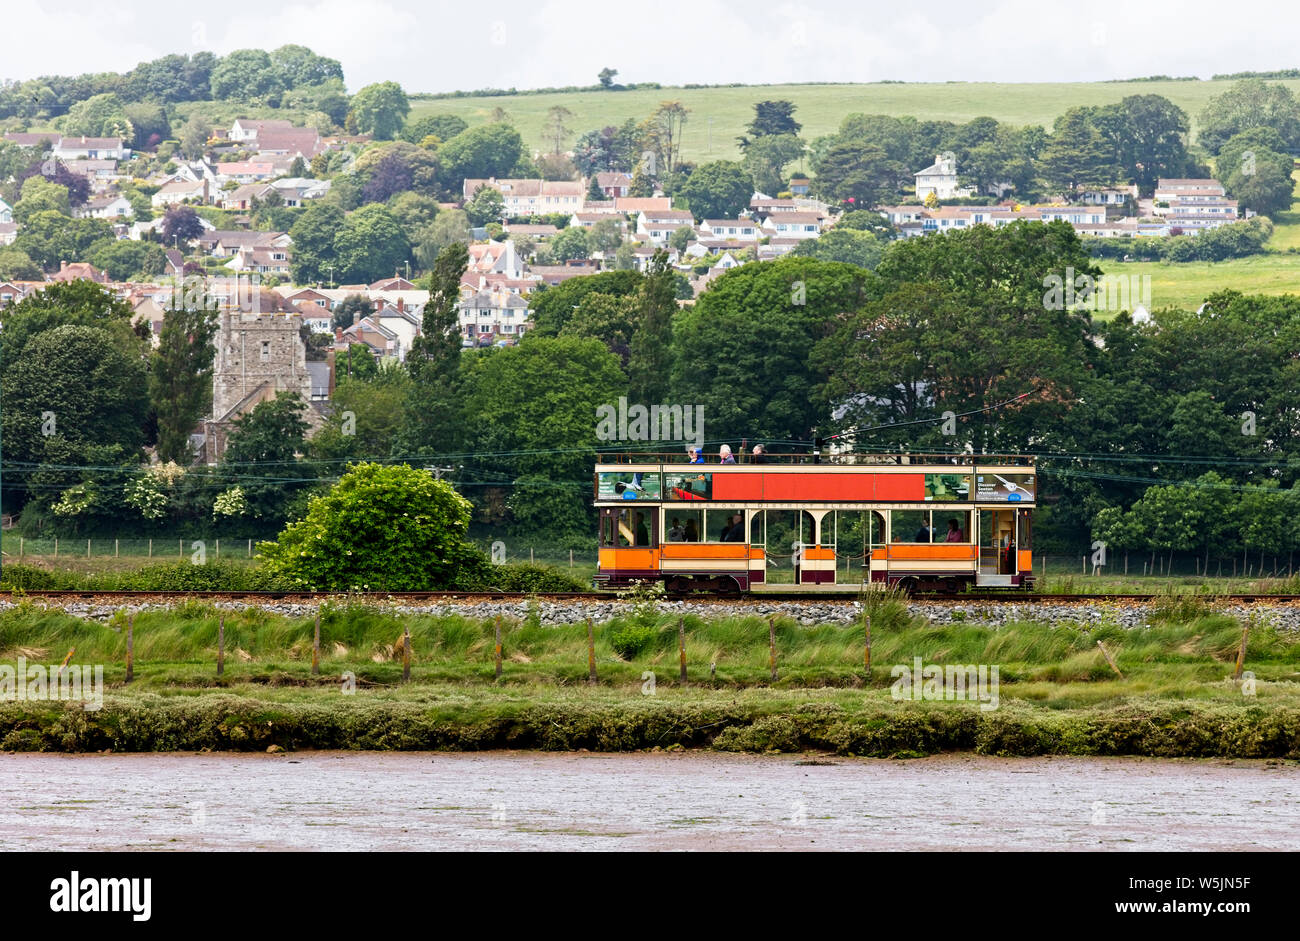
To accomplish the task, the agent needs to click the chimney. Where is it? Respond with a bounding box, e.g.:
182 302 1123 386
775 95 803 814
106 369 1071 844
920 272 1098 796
396 297 404 312
375 297 385 311
60 260 68 270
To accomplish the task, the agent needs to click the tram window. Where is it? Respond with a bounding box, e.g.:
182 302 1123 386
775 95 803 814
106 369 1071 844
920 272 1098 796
667 509 703 542
706 509 745 542
834 511 886 549
892 509 933 543
600 510 617 547
616 508 654 547
1017 510 1032 550
937 511 971 543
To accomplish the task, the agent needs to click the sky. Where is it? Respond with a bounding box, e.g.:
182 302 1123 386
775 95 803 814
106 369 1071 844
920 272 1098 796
7 0 1300 92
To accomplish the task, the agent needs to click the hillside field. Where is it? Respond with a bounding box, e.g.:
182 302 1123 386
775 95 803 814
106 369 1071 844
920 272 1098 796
410 78 1300 163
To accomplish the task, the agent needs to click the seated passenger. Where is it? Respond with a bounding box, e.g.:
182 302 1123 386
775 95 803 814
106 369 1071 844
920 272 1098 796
668 517 685 541
945 519 965 542
635 512 649 546
719 444 736 464
914 523 932 543
723 513 746 542
683 519 699 542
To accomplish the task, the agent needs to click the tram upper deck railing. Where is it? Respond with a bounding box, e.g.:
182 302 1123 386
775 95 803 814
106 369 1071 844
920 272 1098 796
596 451 1036 467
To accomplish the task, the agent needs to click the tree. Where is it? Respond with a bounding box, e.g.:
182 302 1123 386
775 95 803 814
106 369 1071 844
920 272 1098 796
334 295 374 329
743 134 805 194
334 205 410 284
558 291 639 361
550 225 590 262
269 44 344 88
179 115 211 160
598 68 619 89
572 120 640 175
535 153 578 180
0 280 137 362
360 151 414 203
1216 129 1296 215
0 247 42 280
529 269 645 335
350 81 410 140
671 257 875 442
289 202 345 284
150 303 218 463
62 93 133 138
402 113 468 146
1116 94 1193 194
639 101 690 176
14 175 70 223
1 325 149 513
543 105 575 155
811 140 905 207
739 100 801 148
13 211 113 271
209 49 284 105
259 463 482 590
669 225 694 253
1039 107 1121 196
626 251 677 406
1200 79 1300 154
413 210 471 268
438 123 525 184
401 242 469 455
459 336 626 535
588 218 624 254
124 101 171 151
465 184 506 225
679 161 751 220
89 238 165 281
790 227 883 269
219 394 313 526
161 205 205 245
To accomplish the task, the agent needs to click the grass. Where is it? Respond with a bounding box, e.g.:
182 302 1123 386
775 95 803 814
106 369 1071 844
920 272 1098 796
1091 255 1300 315
2 601 1298 755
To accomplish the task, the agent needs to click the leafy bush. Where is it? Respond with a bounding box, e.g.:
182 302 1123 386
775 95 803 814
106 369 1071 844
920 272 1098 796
0 564 67 590
114 560 290 591
609 623 659 660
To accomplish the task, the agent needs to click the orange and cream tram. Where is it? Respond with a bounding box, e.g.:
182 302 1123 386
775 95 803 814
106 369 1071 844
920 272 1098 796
594 452 1036 594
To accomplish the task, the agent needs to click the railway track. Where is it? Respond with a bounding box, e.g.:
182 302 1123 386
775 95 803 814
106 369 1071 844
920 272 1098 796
3 589 1300 604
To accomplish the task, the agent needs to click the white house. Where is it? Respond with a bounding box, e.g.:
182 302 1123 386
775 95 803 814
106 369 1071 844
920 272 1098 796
461 178 584 217
152 179 209 207
914 154 974 200
762 212 825 239
698 218 761 241
80 194 133 219
458 289 532 346
0 197 12 224
54 136 130 161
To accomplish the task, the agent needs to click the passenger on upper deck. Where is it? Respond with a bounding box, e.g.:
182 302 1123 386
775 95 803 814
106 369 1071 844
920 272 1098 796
688 446 704 464
719 444 736 464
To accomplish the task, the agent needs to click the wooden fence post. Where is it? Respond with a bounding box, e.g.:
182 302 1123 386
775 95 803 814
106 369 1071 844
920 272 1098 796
217 615 225 678
54 537 58 558
678 617 687 684
311 611 321 676
494 615 503 681
148 538 152 558
768 616 778 683
1233 624 1249 682
1096 640 1123 678
402 623 411 683
114 539 119 558
86 538 90 558
586 617 596 684
125 612 134 684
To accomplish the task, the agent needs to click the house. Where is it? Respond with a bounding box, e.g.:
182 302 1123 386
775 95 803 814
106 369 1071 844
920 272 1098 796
756 237 802 260
0 222 17 246
914 154 974 200
458 289 532 346
370 276 417 292
698 219 761 241
53 136 130 161
215 161 277 184
595 171 633 198
164 249 185 277
284 287 336 308
762 211 826 239
372 300 424 359
337 316 401 360
3 132 59 148
789 177 811 196
64 159 120 190
152 179 209 208
0 281 28 306
228 119 295 143
201 230 292 258
568 212 619 229
0 197 12 224
504 222 559 239
1081 185 1137 206
466 240 525 278
461 178 585 217
295 300 334 333
79 194 133 219
131 297 168 345
1152 179 1237 228
267 177 330 207
255 129 325 160
50 261 109 283
749 197 801 220
614 196 672 214
527 264 598 286
225 246 292 277
637 209 695 244
220 183 273 211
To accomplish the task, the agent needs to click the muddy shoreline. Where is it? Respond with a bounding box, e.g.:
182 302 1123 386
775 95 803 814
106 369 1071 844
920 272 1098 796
2 752 1296 851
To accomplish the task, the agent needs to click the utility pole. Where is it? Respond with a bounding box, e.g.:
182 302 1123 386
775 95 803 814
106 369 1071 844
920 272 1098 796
325 265 335 289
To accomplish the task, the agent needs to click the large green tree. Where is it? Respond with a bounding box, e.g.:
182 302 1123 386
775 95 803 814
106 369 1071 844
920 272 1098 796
400 242 469 456
349 81 411 141
150 303 219 464
679 161 752 220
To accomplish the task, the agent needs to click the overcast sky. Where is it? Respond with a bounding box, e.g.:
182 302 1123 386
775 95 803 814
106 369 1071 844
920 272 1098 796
7 0 1300 91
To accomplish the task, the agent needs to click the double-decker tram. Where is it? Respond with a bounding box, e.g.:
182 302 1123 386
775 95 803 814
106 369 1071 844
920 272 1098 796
594 451 1036 594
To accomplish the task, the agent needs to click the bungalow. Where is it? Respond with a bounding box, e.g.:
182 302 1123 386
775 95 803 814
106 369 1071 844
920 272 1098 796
229 119 295 143
215 161 277 185
762 211 825 239
614 196 672 214
1080 185 1137 206
255 129 325 160
53 136 130 161
267 177 331 207
569 212 620 229
221 183 274 211
528 264 598 286
201 230 292 258
79 194 133 219
2 132 58 148
789 177 811 196
152 179 209 208
504 222 559 239
698 219 761 241
65 159 120 189
51 261 109 283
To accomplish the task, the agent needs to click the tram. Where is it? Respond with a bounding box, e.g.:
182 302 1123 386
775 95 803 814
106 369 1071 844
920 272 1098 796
593 451 1036 594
